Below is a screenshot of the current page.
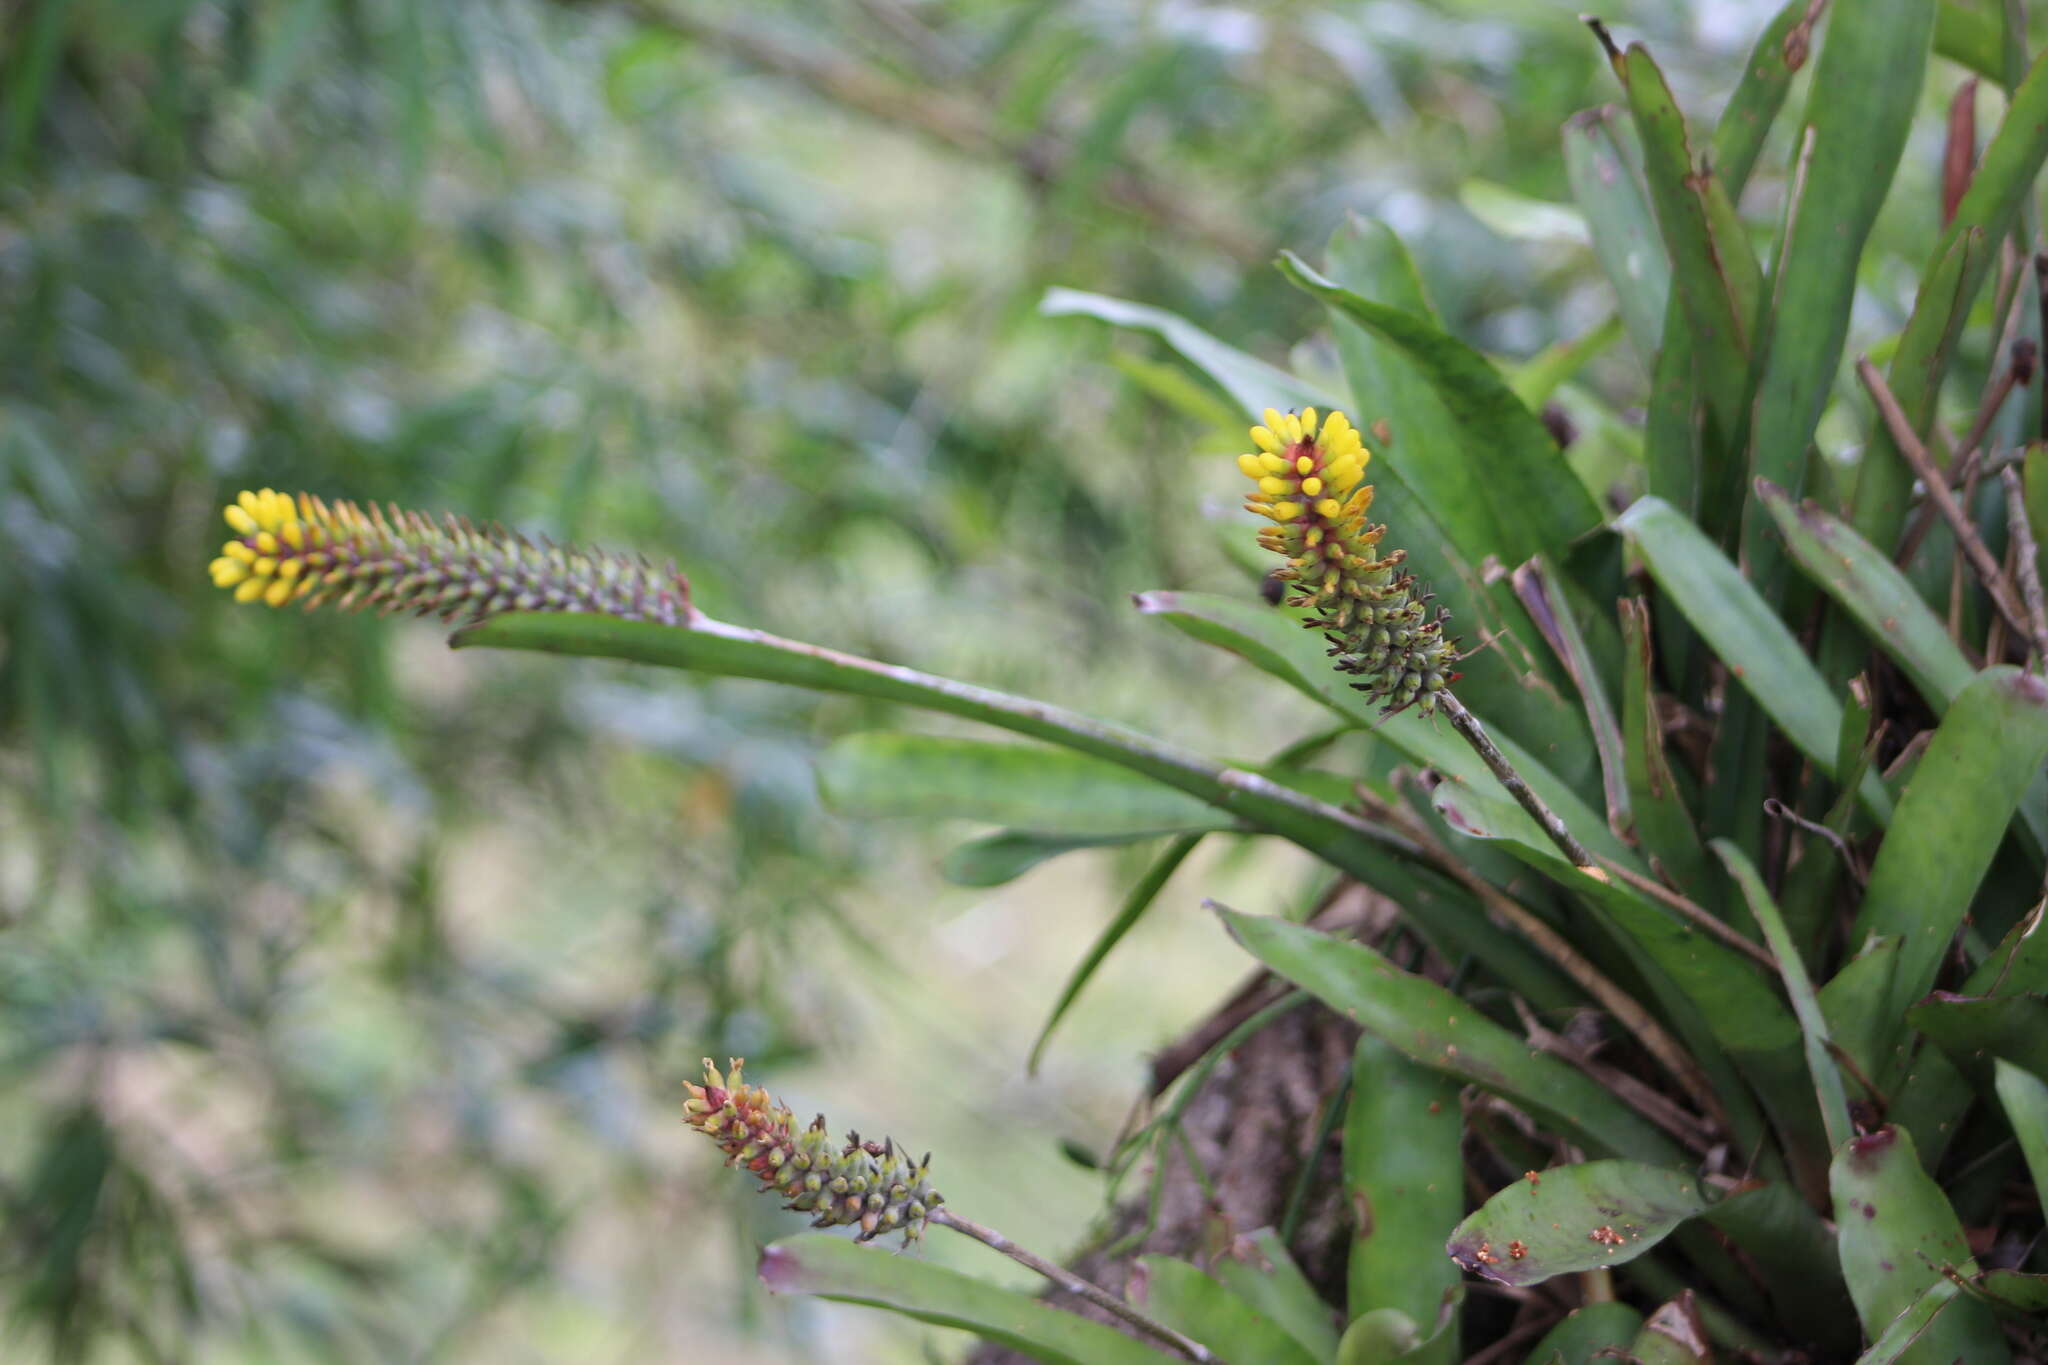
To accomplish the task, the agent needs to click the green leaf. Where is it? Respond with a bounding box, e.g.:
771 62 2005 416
1506 315 1622 409
1335 1309 1426 1365
1992 1058 2048 1195
1906 991 2048 1085
1711 0 1819 195
1136 591 1631 867
1852 1279 1964 1365
1430 778 1795 1176
1039 287 1338 416
757 1235 1171 1365
1617 44 1759 450
1445 1161 1706 1286
1134 1257 1319 1365
1935 1 2004 79
1741 0 1936 584
1510 559 1628 837
1973 1269 2048 1315
1615 599 1712 896
1216 906 1687 1164
1275 251 1603 565
1717 838 1854 1151
1699 1181 1856 1353
1815 936 1904 1102
1851 667 2048 1054
1846 230 1983 550
1028 834 1199 1074
1760 481 1976 711
456 611 1428 910
942 830 1173 887
1344 1036 1462 1357
1830 1126 2011 1365
1614 496 1892 821
819 733 1224 836
1523 1302 1644 1365
1562 110 1670 363
1209 1230 1342 1365
1458 180 1588 246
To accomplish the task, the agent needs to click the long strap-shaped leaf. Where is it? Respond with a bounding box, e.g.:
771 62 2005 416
759 1234 1173 1365
1740 0 1936 587
1615 496 1892 819
1851 666 2048 1069
461 609 1580 1008
1216 905 1686 1164
459 610 1413 873
1852 46 2048 549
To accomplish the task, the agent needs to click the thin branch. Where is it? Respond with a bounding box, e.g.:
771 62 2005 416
1762 797 1866 887
2002 465 2048 672
1439 692 1596 867
929 1208 1223 1363
1857 357 2041 649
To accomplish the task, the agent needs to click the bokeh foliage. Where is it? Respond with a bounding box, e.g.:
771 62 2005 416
0 0 1972 1360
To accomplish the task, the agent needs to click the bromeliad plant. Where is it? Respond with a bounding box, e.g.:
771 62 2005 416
213 4 2048 1362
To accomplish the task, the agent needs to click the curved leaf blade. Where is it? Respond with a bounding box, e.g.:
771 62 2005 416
1615 496 1891 820
1446 1160 1707 1286
1133 1257 1319 1365
758 1235 1172 1365
1831 1127 2010 1365
1345 1035 1462 1357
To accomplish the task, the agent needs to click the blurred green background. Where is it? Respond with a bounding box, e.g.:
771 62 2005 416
0 0 1984 1359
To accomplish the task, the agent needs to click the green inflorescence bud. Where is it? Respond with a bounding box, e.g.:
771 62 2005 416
682 1059 942 1245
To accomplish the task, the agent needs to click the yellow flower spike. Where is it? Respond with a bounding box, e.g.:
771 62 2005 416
1321 410 1350 441
208 488 694 626
1270 500 1303 520
1237 453 1265 478
1261 407 1286 433
1279 412 1303 443
1295 455 1314 474
1301 476 1323 497
1300 406 1317 432
1258 476 1290 497
1257 452 1288 475
1315 498 1343 519
1250 426 1282 455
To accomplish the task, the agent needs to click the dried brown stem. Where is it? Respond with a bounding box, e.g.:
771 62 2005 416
2002 465 2048 672
930 1208 1223 1363
1896 339 2029 567
1858 358 2041 649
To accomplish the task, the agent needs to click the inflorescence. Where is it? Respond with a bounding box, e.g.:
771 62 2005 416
683 1059 942 1245
208 489 692 626
1238 407 1457 716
